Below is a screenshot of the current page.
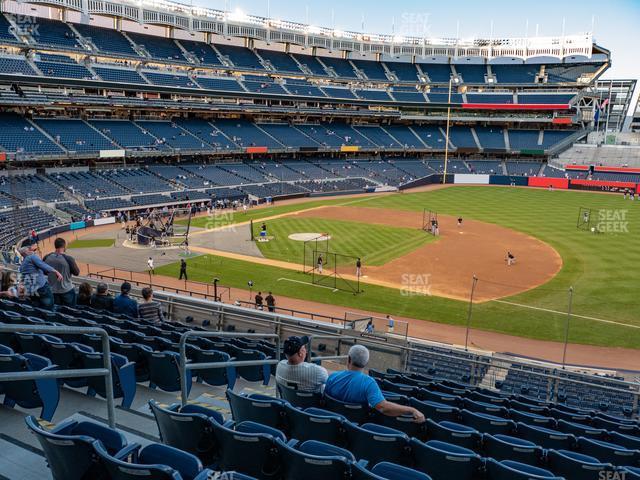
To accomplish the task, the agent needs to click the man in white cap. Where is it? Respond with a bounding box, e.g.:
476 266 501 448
325 344 425 423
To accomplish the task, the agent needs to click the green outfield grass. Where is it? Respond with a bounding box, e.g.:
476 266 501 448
157 186 640 349
68 238 115 248
252 217 434 266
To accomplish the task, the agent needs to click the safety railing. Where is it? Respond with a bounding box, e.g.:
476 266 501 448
0 324 116 427
178 331 281 406
234 300 349 327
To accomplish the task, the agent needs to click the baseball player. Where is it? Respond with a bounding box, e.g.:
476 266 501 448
356 257 362 277
506 251 516 266
147 256 155 274
317 254 323 274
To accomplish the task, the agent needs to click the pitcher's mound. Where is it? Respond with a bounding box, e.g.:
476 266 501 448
288 233 331 242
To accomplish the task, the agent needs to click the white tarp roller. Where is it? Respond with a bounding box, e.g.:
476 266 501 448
454 174 490 184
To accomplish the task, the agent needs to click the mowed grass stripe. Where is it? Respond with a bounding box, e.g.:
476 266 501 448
253 217 433 266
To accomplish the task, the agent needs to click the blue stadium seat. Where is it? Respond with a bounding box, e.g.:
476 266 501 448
509 409 557 428
374 411 428 440
44 339 93 388
515 422 577 450
149 400 223 466
0 352 59 420
557 419 607 439
344 422 411 465
146 350 192 394
410 439 483 480
232 348 272 385
461 409 516 436
26 415 136 480
210 419 283 479
577 436 640 465
549 407 591 424
592 415 640 435
425 419 482 450
110 339 152 382
277 383 322 408
483 433 543 465
610 431 640 450
353 461 432 479
410 398 460 423
462 398 509 417
277 438 354 480
94 441 212 480
226 389 287 430
546 449 615 480
190 346 236 389
79 350 136 408
323 393 373 424
486 459 563 480
284 403 345 444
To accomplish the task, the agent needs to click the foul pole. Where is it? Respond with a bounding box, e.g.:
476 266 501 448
443 77 453 184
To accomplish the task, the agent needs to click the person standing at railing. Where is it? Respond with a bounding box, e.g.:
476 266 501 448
265 291 276 312
44 238 80 307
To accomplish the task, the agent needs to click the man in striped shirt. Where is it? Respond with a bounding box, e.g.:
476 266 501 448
137 287 165 325
276 335 328 393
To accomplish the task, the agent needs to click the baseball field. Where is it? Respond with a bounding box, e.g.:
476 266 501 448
157 186 640 349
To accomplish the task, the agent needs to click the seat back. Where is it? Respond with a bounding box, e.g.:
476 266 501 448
410 439 481 480
277 383 322 409
93 441 182 480
192 347 236 388
234 349 270 384
226 389 286 429
515 422 576 450
486 459 561 480
546 449 614 480
210 419 281 479
278 439 352 480
483 433 542 465
284 403 345 445
149 400 219 466
25 415 109 480
323 393 371 424
426 419 481 450
146 351 191 393
410 398 460 423
344 422 410 465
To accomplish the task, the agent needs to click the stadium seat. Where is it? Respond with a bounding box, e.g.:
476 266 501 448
410 398 460 423
419 388 461 406
323 393 373 424
210 418 282 479
549 407 591 424
592 415 640 435
374 411 428 439
276 439 354 480
610 431 640 450
577 436 640 465
15 332 60 356
79 350 137 408
110 339 152 382
0 352 59 421
284 403 346 444
226 389 287 430
43 339 93 388
410 439 483 480
344 422 411 465
277 383 323 408
486 459 564 480
25 415 137 480
515 422 577 450
94 441 212 480
557 419 607 439
510 399 550 415
425 419 482 450
149 400 223 466
460 409 516 435
509 409 557 428
232 348 272 385
352 461 433 480
547 449 615 480
462 398 509 417
190 346 237 389
146 350 193 394
483 433 544 465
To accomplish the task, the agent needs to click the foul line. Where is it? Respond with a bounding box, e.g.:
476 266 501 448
277 277 338 292
492 299 640 329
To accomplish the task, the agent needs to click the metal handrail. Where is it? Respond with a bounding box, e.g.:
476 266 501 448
0 324 116 428
178 331 281 406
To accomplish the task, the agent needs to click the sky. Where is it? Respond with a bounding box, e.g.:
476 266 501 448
197 0 640 80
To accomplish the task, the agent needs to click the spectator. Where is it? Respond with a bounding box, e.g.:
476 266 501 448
255 291 264 310
276 335 328 393
265 291 276 312
365 320 374 334
90 283 114 311
138 287 165 325
0 270 21 299
113 282 138 318
44 238 80 307
387 315 395 333
77 282 92 306
19 244 62 310
325 345 425 423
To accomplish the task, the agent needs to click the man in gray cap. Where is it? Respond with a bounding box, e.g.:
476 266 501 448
276 335 328 393
325 344 425 423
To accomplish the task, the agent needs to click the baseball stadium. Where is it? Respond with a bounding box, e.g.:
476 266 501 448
0 0 639 478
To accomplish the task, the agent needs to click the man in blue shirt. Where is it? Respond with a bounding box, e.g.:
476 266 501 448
113 282 138 318
325 344 425 423
19 244 63 310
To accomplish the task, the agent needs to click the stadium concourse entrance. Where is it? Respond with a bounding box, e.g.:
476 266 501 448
422 209 439 236
302 234 361 294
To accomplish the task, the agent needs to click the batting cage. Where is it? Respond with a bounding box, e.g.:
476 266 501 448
422 209 439 236
310 251 361 294
577 207 592 231
302 234 330 274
